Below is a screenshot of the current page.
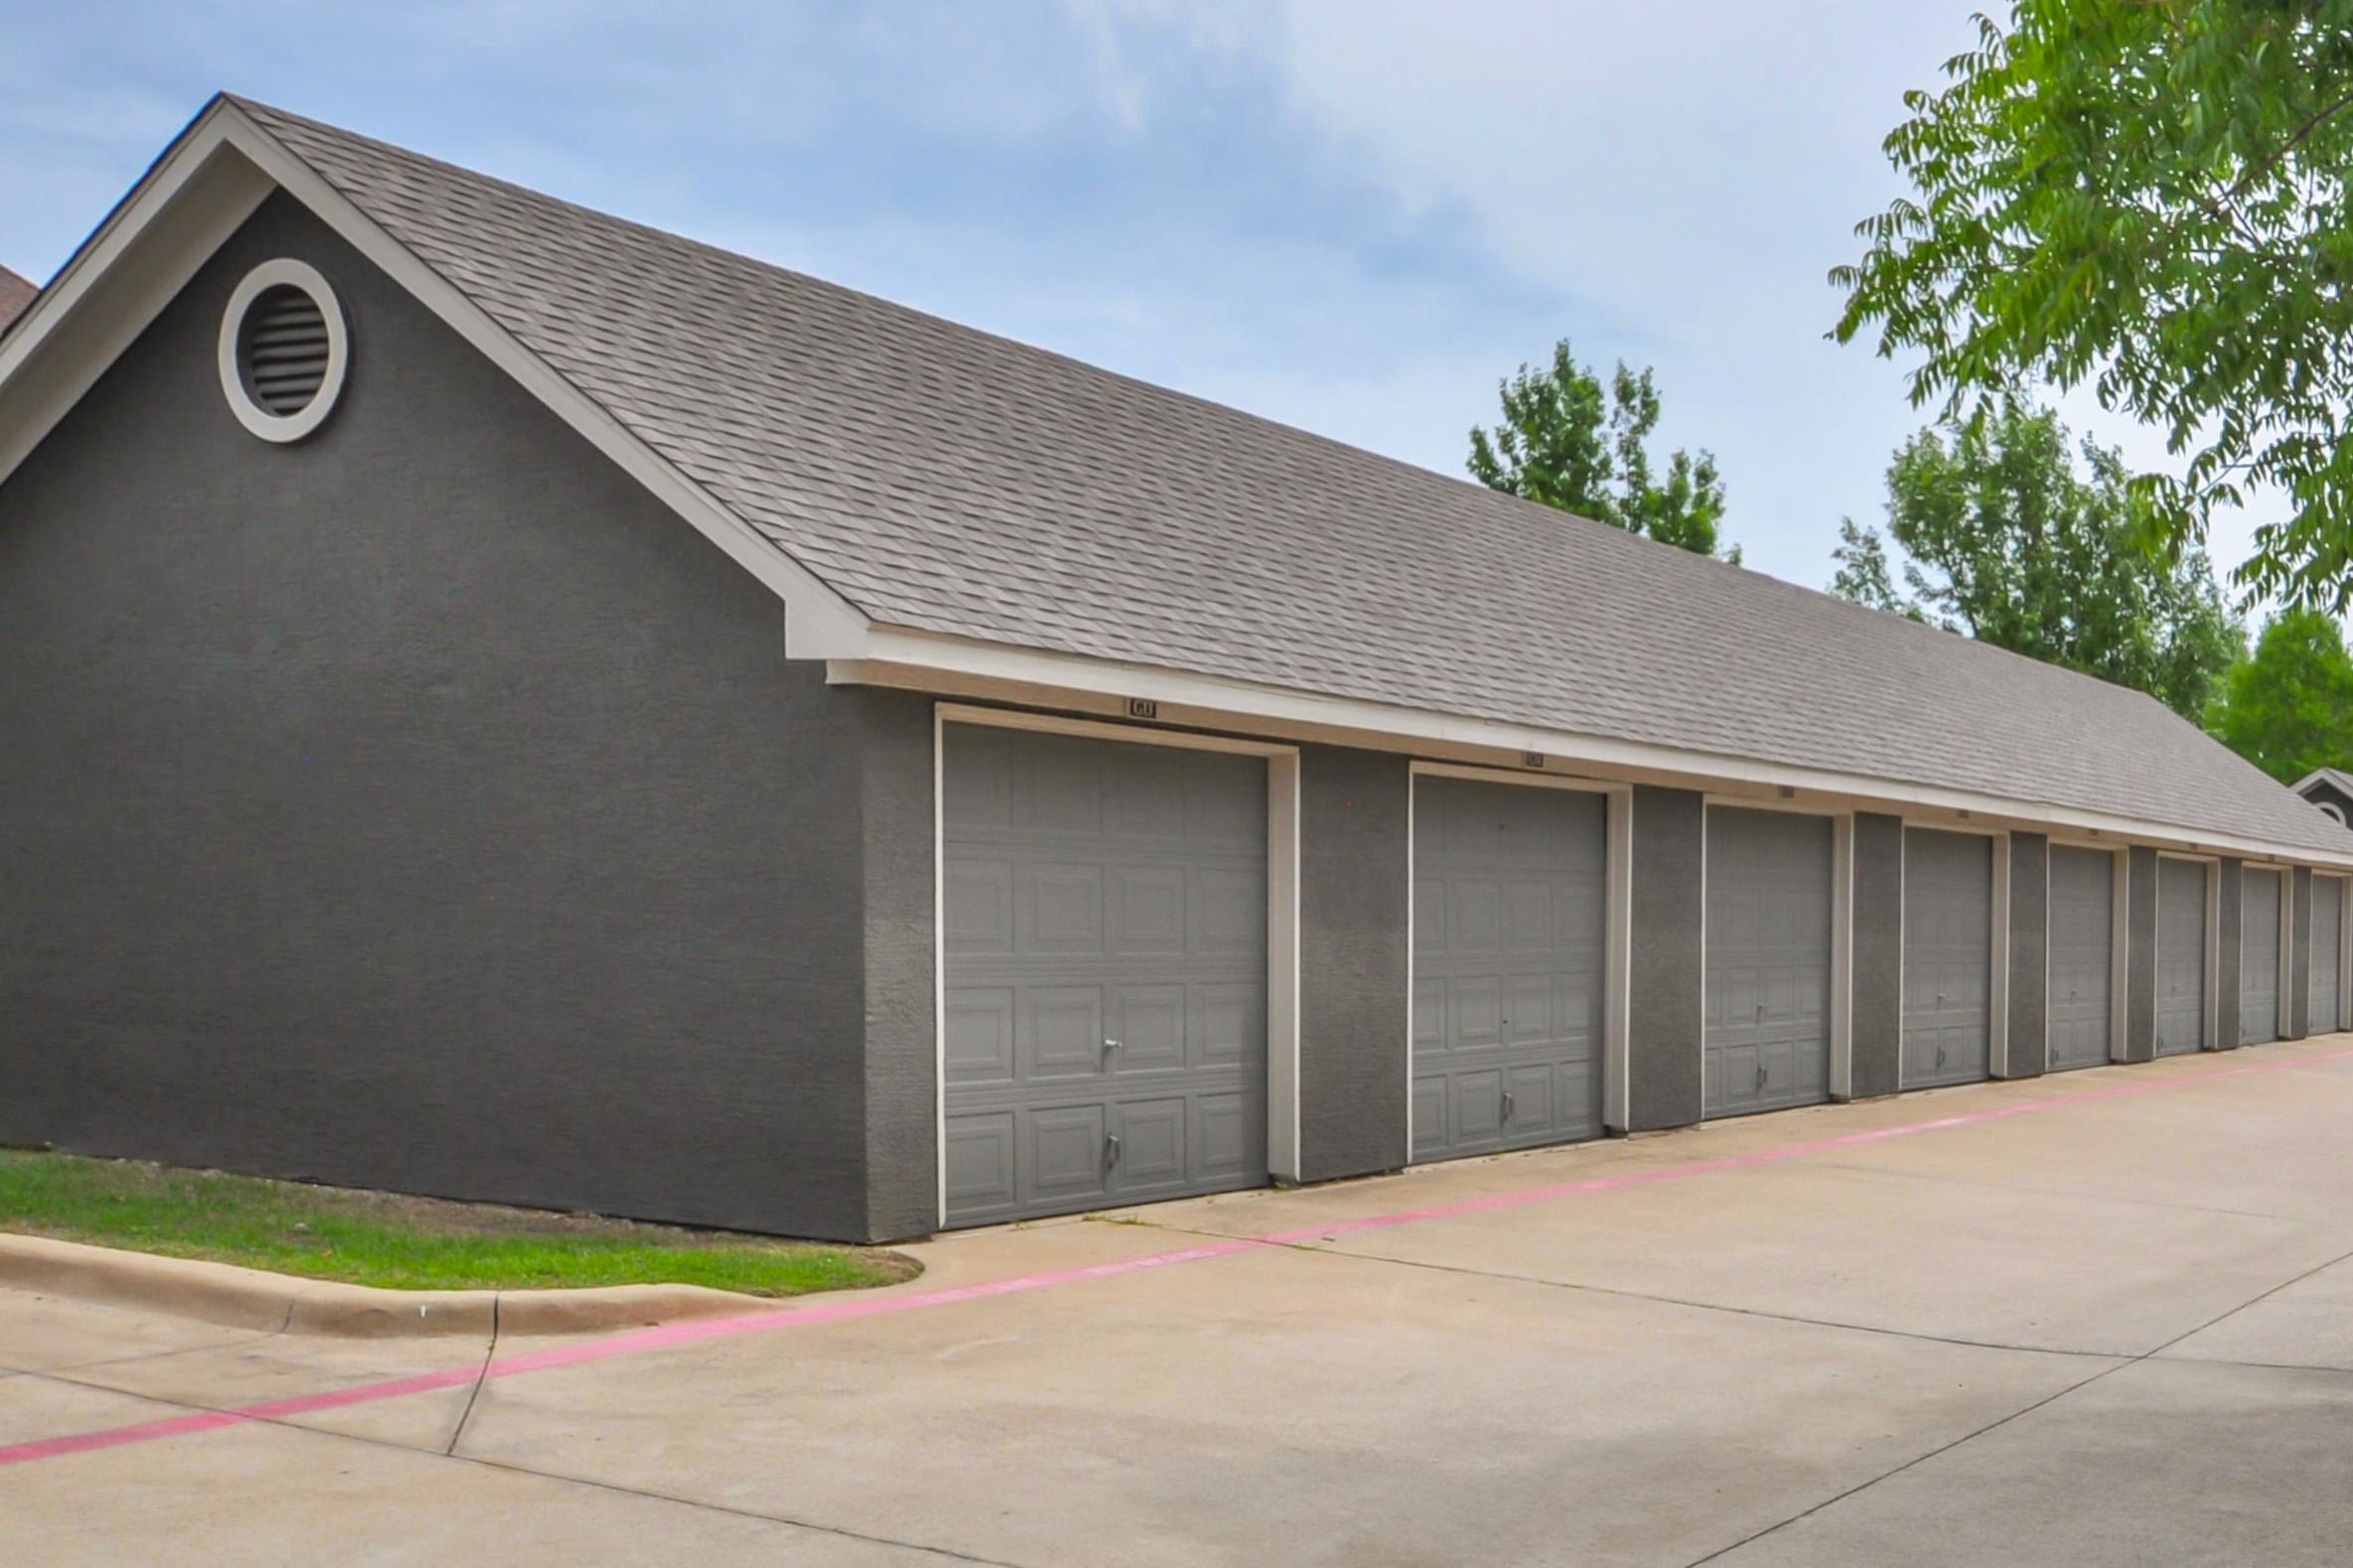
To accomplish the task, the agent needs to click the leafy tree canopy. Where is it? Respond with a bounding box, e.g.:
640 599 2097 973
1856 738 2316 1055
1830 401 2244 718
1829 517 1923 621
2205 608 2353 783
1832 1 2353 608
1469 339 1734 558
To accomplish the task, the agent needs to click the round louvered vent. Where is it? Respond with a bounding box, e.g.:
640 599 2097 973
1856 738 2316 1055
239 286 331 414
218 259 348 442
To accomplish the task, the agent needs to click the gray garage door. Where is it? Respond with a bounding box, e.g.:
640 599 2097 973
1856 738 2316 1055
1903 828 1993 1087
940 725 1267 1227
1411 777 1606 1162
2047 845 2115 1072
2242 867 2283 1047
2316 877 2346 1037
2155 858 2208 1056
1704 808 1833 1118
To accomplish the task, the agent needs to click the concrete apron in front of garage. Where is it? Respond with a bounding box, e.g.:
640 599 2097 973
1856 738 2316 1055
8 1038 2353 1567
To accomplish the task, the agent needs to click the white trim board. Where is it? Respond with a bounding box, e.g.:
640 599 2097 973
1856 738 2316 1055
0 124 271 489
2110 849 2132 1064
1892 820 2009 1090
2049 836 2132 1065
832 643 2353 873
1403 761 1635 1152
16 96 2349 883
930 702 1305 1228
1695 797 1853 1119
2155 850 2223 1053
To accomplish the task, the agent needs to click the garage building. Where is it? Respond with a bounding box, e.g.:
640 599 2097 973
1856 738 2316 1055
4 97 2352 1241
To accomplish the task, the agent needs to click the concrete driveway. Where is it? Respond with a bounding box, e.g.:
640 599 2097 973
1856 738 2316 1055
7 1036 2353 1566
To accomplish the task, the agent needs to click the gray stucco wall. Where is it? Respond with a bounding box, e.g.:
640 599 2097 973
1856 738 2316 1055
2290 868 2314 1040
2124 847 2158 1061
1628 785 1702 1130
0 194 897 1240
2003 832 2048 1078
1850 812 1904 1099
857 688 941 1240
1298 746 1410 1181
2216 858 2243 1053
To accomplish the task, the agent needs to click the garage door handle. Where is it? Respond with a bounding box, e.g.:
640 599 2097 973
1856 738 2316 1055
1501 1089 1516 1122
1102 1038 1122 1060
1756 1064 1767 1089
1936 1045 1947 1068
1104 1133 1120 1168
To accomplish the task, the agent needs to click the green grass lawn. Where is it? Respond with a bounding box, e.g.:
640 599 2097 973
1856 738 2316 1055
0 1149 918 1297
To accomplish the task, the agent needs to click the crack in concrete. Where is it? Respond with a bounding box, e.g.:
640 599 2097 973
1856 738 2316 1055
0 1323 292 1381
1676 1239 2353 1566
1108 1213 2140 1362
12 1360 1031 1567
1804 1157 2334 1226
443 1290 499 1457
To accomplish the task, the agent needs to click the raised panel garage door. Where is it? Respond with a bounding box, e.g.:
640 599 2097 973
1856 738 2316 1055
1411 777 1606 1162
941 725 1267 1227
1903 828 1993 1087
2047 845 2115 1072
2155 858 2208 1056
1703 808 1833 1118
2242 867 2283 1047
2316 877 2346 1036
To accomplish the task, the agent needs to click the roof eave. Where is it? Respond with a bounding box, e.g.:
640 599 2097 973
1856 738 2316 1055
831 625 2353 870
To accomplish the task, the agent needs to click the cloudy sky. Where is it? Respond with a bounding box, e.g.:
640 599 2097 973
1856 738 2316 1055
0 1 2280 600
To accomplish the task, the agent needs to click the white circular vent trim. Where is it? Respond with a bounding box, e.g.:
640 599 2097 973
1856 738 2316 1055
218 259 348 443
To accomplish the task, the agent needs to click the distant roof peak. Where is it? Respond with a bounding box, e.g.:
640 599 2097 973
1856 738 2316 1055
0 264 38 334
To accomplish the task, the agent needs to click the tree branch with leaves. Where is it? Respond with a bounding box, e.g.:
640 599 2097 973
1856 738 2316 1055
1830 402 2244 718
1833 0 2353 608
1469 339 1735 559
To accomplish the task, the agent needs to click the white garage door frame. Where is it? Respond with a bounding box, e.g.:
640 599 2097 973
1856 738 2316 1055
2329 873 2353 1036
1897 820 2011 1086
2243 859 2294 1044
2047 837 2131 1068
932 704 1303 1226
2154 850 2223 1054
2311 871 2348 1037
1407 762 1634 1139
2274 862 2296 1031
1698 797 1856 1103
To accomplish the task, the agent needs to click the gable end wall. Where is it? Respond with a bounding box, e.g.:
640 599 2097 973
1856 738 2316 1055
0 193 898 1240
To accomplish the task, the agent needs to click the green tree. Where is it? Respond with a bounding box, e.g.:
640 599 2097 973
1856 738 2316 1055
1829 402 2244 717
1829 516 1921 619
1831 2 2353 608
1469 340 1733 558
2205 609 2353 782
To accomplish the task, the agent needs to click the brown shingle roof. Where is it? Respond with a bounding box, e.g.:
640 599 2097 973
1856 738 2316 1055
226 98 2348 857
0 266 37 333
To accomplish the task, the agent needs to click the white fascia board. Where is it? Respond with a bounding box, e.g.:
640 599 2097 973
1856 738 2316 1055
0 111 270 488
830 628 2353 873
214 110 872 658
0 101 871 661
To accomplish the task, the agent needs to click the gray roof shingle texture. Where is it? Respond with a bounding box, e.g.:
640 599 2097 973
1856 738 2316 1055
234 98 2353 857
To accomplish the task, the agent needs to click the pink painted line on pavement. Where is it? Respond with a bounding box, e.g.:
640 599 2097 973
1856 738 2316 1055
7 1045 2351 1470
1258 1046 2353 1244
